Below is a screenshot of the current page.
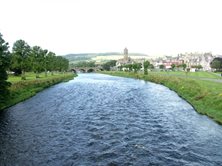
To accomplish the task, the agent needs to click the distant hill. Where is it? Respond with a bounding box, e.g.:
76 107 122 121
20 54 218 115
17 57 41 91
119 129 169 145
63 52 149 64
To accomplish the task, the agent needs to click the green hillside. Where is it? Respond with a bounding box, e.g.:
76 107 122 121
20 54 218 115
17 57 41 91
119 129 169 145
63 52 149 64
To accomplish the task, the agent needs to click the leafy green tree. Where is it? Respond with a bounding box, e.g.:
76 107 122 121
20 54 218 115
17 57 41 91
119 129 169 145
143 60 150 75
186 68 190 77
46 51 56 75
102 60 117 71
159 64 165 70
181 63 187 71
149 64 154 69
55 56 69 72
125 64 133 71
197 65 203 69
128 64 133 71
61 57 69 72
171 64 176 71
210 58 222 71
0 33 11 108
42 49 49 77
117 66 123 71
132 63 142 73
122 64 132 71
11 40 31 80
30 46 44 78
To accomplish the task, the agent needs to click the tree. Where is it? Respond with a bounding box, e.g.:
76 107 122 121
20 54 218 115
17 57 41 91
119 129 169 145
102 60 117 71
197 65 203 69
159 64 165 70
181 63 187 71
149 64 154 69
124 64 133 71
132 63 142 73
171 64 176 71
55 56 69 72
0 33 11 108
210 58 222 71
143 60 150 75
30 46 44 78
42 49 49 77
46 51 56 75
186 68 190 77
60 57 69 72
11 40 31 80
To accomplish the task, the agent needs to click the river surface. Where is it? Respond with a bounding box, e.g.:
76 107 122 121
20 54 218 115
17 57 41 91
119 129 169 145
1 73 222 165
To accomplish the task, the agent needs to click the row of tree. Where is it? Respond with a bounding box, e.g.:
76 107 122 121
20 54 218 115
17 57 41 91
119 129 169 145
10 40 69 79
0 32 69 107
120 61 152 75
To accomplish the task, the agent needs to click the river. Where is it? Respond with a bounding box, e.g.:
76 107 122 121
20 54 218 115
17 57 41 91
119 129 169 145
0 73 222 165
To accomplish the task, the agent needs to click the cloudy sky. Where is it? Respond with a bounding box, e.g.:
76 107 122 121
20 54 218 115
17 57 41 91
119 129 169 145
0 0 222 56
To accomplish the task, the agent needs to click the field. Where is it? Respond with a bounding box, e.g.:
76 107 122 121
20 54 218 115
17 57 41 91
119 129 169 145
101 71 222 124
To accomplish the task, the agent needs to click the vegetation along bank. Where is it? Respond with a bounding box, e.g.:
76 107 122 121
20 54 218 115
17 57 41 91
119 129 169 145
0 32 75 110
101 71 222 124
0 73 76 110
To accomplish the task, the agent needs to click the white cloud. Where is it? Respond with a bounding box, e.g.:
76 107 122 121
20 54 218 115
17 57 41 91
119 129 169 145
0 0 222 56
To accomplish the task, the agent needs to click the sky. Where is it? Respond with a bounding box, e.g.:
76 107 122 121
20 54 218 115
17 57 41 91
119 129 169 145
0 0 222 56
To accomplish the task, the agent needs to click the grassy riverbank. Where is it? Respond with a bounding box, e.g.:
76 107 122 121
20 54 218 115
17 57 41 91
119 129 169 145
1 73 76 110
150 71 222 79
101 71 222 124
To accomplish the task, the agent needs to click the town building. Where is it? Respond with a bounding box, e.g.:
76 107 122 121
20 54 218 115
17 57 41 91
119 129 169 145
152 52 215 71
181 52 215 71
116 48 134 67
153 56 184 69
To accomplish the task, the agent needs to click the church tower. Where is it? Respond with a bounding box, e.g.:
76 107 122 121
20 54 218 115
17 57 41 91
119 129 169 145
124 47 128 60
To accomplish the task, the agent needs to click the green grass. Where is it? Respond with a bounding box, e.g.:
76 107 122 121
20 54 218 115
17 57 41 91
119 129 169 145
150 71 221 79
7 72 70 83
1 72 76 110
101 71 222 124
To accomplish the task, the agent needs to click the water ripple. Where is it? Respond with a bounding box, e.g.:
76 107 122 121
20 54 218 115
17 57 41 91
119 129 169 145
0 73 222 165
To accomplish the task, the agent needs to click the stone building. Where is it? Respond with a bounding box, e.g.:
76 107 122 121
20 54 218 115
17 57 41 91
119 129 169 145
153 56 184 69
116 48 134 67
182 52 215 71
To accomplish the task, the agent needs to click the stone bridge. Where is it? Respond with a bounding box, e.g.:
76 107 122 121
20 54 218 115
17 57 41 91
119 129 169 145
71 67 102 73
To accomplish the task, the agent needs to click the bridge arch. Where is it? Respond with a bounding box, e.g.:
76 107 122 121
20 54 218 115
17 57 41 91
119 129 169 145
71 69 77 73
79 69 86 73
87 68 94 73
72 66 102 73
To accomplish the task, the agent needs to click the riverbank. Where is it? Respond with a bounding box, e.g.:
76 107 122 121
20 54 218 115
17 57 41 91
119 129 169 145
101 71 222 124
1 73 76 110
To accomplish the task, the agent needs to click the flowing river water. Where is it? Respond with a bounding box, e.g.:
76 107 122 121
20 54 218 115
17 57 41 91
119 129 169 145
0 73 222 165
